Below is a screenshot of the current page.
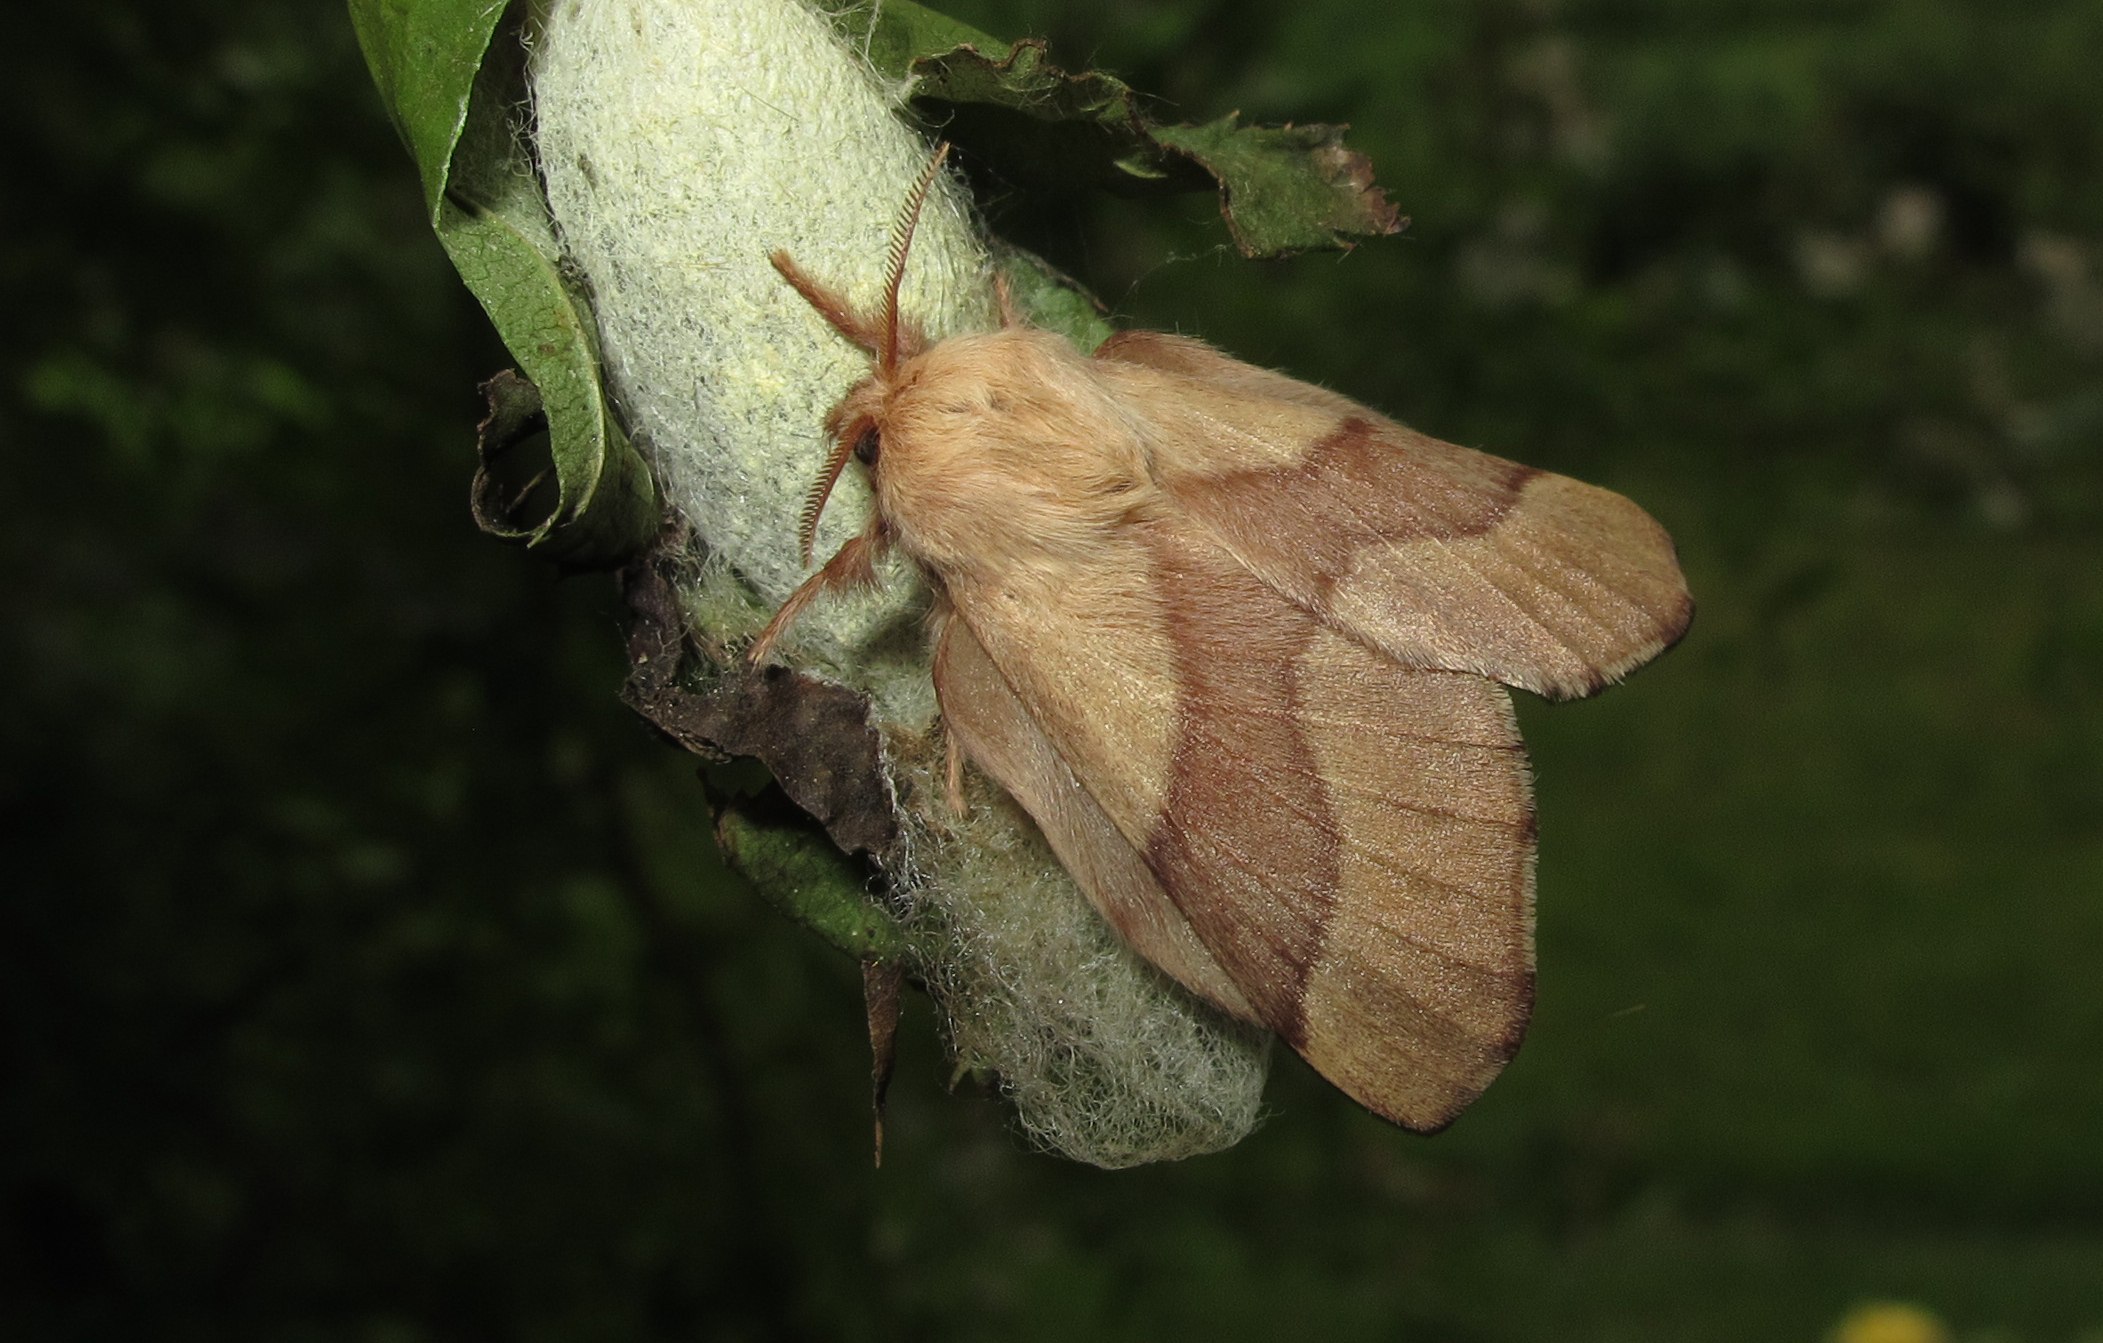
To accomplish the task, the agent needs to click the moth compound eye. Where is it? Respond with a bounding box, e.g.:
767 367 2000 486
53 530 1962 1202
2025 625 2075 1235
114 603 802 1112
853 425 881 467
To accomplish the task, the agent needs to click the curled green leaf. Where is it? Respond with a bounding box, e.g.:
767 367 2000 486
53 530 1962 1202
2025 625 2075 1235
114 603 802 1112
716 804 909 962
347 0 509 217
351 0 656 567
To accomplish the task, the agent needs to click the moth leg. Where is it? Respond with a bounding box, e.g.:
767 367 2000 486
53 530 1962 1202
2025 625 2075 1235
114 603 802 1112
747 520 887 666
992 268 1022 329
923 603 973 817
771 249 883 355
942 720 969 817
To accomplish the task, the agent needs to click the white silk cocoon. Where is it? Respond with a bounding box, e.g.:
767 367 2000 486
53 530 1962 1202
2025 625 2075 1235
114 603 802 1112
530 0 1267 1166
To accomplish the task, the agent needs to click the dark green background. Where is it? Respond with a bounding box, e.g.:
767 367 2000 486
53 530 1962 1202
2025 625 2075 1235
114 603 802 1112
7 1 2099 1338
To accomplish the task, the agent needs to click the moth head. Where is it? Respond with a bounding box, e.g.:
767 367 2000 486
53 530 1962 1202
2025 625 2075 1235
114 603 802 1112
770 143 954 566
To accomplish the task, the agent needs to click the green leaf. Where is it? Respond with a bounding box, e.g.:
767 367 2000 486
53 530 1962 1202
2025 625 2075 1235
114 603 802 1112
836 0 1004 79
824 1 1402 258
715 805 909 962
350 0 656 567
347 0 510 221
993 245 1116 352
1153 117 1405 258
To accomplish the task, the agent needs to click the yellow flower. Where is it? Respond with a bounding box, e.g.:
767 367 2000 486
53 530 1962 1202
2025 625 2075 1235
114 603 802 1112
1830 1300 1953 1343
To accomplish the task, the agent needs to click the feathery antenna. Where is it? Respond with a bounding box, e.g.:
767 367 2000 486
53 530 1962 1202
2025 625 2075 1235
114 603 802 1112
796 426 861 566
879 142 951 375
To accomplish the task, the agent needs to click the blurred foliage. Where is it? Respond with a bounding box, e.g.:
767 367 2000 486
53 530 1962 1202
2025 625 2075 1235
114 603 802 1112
4 1 2100 1341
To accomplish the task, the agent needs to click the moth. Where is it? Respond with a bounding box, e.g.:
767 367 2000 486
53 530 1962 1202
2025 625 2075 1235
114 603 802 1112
751 147 1691 1131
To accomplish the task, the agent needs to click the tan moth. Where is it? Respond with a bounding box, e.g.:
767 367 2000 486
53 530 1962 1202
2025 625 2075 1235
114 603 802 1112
750 146 1692 1131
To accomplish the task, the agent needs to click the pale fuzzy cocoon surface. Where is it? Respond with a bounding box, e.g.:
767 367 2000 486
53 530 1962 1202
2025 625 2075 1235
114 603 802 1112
530 0 1268 1165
